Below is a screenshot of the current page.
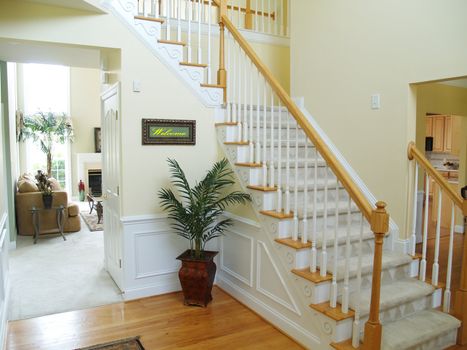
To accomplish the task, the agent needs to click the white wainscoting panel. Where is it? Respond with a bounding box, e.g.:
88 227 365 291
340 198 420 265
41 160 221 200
256 241 301 315
220 229 254 287
121 215 187 300
0 213 10 349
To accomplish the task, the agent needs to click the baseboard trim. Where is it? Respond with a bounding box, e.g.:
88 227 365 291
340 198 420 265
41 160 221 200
216 274 320 349
8 241 16 251
123 280 181 301
0 277 10 350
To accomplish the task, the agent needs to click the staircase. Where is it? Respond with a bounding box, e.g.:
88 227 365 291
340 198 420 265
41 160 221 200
103 0 465 349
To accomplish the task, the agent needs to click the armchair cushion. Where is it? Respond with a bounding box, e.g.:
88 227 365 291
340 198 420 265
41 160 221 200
18 180 38 193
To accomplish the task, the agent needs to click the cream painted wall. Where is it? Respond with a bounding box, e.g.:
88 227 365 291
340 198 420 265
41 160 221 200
0 0 280 219
290 0 467 236
70 67 101 196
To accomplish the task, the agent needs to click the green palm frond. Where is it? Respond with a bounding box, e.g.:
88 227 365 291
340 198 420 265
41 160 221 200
158 158 252 257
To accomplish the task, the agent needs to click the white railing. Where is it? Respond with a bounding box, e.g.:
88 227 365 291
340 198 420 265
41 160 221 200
408 142 464 313
224 15 378 348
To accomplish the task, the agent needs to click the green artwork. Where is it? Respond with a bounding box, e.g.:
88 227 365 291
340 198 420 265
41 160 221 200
142 119 196 145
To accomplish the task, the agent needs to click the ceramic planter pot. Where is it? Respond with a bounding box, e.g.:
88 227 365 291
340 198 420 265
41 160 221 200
176 249 218 307
42 194 53 209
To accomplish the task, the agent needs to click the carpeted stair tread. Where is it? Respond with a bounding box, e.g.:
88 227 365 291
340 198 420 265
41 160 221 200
381 310 461 350
315 227 374 248
296 201 360 219
328 251 412 281
346 278 435 317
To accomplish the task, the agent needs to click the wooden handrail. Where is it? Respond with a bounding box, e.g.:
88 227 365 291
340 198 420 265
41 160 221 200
199 0 275 19
407 141 463 210
221 14 374 222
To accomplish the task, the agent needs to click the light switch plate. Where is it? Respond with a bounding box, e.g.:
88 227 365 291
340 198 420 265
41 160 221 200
133 80 141 92
371 94 381 110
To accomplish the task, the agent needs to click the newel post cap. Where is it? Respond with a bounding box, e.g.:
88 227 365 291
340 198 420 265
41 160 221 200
371 201 389 235
407 141 415 161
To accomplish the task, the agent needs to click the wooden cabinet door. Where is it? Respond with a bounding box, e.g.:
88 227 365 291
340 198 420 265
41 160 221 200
426 117 433 137
444 116 452 153
432 116 445 152
450 116 461 156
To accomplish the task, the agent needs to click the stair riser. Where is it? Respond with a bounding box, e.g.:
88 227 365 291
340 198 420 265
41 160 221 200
228 144 319 164
274 212 365 237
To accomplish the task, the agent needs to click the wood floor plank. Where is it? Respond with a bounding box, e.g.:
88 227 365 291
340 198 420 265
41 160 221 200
6 287 304 350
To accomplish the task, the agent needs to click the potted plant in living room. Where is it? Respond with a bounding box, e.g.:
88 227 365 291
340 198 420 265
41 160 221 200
18 111 74 176
158 158 251 307
35 170 54 209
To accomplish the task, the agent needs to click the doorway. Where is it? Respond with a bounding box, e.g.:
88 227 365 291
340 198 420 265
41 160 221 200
1 42 124 320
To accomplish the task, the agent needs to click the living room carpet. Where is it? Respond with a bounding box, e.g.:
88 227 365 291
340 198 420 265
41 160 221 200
76 337 145 350
80 210 103 232
8 218 123 320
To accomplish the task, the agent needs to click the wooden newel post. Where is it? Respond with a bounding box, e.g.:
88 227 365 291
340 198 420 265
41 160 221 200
454 187 467 345
245 0 253 29
362 201 389 350
217 0 227 103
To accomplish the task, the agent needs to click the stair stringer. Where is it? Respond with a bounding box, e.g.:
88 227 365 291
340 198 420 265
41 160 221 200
216 119 363 350
101 0 223 107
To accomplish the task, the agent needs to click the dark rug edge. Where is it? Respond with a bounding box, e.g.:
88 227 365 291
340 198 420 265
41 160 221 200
74 336 144 350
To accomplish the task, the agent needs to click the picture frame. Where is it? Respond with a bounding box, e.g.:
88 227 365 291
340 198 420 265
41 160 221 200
142 119 196 145
94 127 102 153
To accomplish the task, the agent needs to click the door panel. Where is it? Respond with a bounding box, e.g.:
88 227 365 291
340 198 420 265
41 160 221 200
101 83 123 289
432 116 445 152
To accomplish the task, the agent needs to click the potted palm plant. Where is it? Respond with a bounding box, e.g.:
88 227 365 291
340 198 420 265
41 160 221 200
35 170 54 208
158 158 251 307
18 111 74 176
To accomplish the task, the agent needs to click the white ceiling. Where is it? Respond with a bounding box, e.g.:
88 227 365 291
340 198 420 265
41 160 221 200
438 79 467 89
16 0 105 13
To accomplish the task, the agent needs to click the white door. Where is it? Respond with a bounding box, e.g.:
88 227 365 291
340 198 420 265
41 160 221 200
101 83 123 289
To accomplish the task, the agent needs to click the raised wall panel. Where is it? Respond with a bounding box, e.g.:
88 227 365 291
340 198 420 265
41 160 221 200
220 229 254 287
256 241 300 315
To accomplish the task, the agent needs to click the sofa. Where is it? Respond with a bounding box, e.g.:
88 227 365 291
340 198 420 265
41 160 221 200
15 174 81 236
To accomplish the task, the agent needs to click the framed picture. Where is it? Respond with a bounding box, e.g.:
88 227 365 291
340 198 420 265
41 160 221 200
94 127 102 153
142 119 196 145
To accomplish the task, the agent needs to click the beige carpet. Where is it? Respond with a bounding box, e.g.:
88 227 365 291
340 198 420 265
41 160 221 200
80 210 103 231
9 217 123 320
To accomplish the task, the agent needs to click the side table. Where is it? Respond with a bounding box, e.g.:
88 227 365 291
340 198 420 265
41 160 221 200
87 194 103 224
30 206 66 244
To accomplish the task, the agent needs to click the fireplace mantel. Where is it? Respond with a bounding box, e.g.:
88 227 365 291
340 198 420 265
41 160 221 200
77 153 102 191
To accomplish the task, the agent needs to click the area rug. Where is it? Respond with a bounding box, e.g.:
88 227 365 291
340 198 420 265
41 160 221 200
80 210 103 231
76 336 145 350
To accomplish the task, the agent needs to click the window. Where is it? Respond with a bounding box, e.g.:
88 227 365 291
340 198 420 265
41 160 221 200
21 64 71 193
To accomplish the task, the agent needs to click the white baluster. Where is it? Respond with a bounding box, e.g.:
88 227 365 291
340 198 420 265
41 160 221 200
310 147 318 273
207 0 212 84
342 197 352 313
301 140 309 244
237 48 243 142
177 0 181 41
267 0 271 33
320 166 328 277
197 0 202 63
232 42 237 123
262 77 267 187
143 0 148 16
226 31 232 123
269 92 275 187
236 0 241 27
330 182 339 308
255 70 261 164
243 51 248 143
284 112 291 214
274 0 278 35
443 204 455 313
155 0 160 17
254 0 258 31
352 214 365 348
420 173 429 281
411 162 419 256
292 124 299 241
432 187 442 286
249 61 254 162
187 0 192 61
276 103 282 213
166 0 171 40
286 0 290 36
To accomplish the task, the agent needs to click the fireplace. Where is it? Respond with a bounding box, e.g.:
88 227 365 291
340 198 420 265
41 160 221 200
88 169 102 197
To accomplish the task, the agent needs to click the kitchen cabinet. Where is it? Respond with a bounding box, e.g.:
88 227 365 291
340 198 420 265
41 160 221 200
426 115 461 155
432 116 445 152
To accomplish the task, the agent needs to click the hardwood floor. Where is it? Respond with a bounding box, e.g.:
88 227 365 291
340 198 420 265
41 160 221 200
6 287 304 350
